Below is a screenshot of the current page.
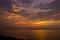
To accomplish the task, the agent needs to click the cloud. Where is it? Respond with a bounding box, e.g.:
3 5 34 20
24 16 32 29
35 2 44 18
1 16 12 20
0 0 14 10
50 0 60 11
0 0 60 29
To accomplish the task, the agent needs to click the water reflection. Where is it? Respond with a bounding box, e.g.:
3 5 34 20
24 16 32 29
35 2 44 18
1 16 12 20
0 30 60 40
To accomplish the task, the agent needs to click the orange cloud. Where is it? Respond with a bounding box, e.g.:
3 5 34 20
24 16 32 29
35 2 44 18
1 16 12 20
4 14 20 19
12 4 24 12
14 21 27 25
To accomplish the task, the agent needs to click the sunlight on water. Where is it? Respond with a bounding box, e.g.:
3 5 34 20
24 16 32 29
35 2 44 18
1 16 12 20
0 30 60 40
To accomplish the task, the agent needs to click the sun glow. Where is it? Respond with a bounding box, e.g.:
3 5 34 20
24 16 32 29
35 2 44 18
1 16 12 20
29 21 49 26
14 21 54 27
32 21 47 25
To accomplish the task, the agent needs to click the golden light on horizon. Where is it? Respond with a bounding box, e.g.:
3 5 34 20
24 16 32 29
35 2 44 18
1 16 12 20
14 21 54 27
29 21 49 26
31 21 47 25
4 13 56 27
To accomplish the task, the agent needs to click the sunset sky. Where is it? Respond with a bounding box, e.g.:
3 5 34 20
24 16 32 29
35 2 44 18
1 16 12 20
0 0 60 29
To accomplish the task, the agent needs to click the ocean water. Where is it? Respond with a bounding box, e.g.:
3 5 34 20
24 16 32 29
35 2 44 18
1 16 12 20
0 30 60 40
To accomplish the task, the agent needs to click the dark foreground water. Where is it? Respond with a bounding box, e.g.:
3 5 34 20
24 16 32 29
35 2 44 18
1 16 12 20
0 30 60 40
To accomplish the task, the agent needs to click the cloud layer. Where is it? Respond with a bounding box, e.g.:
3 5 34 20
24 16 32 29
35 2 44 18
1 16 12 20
0 0 60 29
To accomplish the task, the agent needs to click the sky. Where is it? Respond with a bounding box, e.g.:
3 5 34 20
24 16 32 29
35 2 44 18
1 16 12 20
0 0 60 29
